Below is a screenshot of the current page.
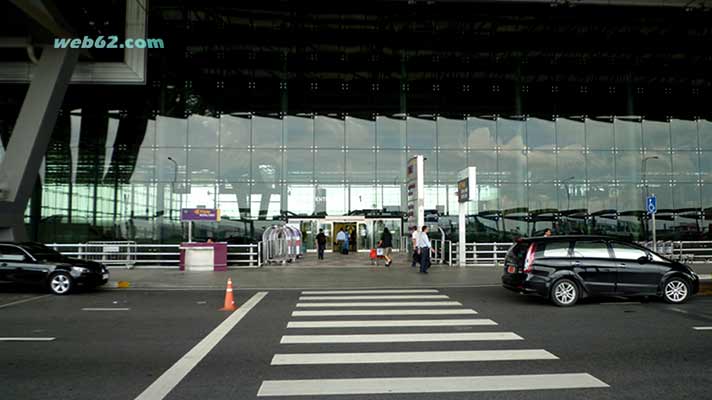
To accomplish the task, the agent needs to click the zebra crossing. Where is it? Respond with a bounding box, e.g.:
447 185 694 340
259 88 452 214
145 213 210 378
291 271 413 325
257 289 609 397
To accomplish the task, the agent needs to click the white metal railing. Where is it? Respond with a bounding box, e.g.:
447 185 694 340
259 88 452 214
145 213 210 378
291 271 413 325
448 242 511 267
638 240 712 264
48 242 263 269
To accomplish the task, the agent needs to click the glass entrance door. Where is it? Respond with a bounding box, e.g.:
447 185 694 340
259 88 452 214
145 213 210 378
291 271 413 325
318 221 333 252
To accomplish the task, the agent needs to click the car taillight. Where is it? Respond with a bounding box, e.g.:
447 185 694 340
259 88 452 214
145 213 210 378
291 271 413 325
523 243 536 273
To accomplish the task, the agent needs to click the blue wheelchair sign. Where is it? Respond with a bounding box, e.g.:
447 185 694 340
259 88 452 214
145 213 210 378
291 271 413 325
646 195 657 214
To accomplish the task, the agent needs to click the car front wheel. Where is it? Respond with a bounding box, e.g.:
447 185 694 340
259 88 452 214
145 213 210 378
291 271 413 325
551 279 579 307
48 272 73 295
662 277 690 304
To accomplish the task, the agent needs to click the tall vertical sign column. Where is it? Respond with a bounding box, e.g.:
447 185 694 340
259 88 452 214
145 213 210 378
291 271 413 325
457 167 476 267
406 155 425 233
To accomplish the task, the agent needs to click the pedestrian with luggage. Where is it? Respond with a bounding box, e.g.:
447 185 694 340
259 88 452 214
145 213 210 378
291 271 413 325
315 229 327 260
417 225 434 274
378 227 393 267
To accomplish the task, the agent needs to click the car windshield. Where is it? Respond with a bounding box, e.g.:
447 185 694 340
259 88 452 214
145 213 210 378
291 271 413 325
23 244 66 261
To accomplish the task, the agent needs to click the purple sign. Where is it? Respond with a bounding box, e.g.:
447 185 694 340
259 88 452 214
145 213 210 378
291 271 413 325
180 208 221 222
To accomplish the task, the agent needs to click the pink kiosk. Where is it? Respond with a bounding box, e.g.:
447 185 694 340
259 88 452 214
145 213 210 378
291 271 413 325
179 208 227 272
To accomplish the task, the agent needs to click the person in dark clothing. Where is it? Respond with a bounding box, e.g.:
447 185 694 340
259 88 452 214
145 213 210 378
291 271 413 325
378 227 394 267
349 227 357 252
315 229 327 260
410 226 420 268
417 225 433 274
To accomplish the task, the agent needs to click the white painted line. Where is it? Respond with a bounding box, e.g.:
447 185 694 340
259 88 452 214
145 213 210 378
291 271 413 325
299 295 449 300
257 373 609 396
0 337 56 342
82 308 131 311
293 309 478 317
296 301 462 308
693 326 712 331
281 332 523 344
287 319 497 328
271 349 558 365
302 289 440 294
133 291 268 400
599 302 641 305
0 295 50 309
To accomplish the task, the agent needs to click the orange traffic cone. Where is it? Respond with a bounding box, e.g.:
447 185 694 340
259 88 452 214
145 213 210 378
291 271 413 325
220 277 237 311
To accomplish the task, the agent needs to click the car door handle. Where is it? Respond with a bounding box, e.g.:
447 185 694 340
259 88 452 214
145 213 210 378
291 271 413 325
572 261 581 266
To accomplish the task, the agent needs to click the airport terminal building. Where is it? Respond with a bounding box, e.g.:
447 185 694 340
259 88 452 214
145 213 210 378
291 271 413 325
1 1 712 248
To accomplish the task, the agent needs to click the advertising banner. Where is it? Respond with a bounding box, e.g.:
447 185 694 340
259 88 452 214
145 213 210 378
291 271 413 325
407 155 425 229
180 208 221 222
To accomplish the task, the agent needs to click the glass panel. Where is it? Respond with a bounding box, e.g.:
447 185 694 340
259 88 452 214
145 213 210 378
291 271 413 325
588 184 616 212
188 115 219 148
219 149 251 181
407 117 436 149
287 185 315 215
573 241 609 258
476 184 499 212
527 150 556 183
643 120 671 150
156 116 187 147
315 149 344 183
377 150 406 183
251 183 282 217
560 182 587 210
252 149 282 183
188 148 219 181
498 150 526 182
318 184 346 215
541 242 570 258
586 119 614 150
700 151 712 183
557 150 586 182
611 243 647 260
377 185 402 209
220 115 251 148
673 184 700 209
670 119 699 150
185 183 217 209
587 151 615 182
467 117 497 149
130 119 155 182
156 148 186 183
615 118 642 150
468 151 498 183
377 116 405 149
617 184 644 212
408 149 437 183
252 115 282 148
556 118 585 150
346 116 375 149
345 149 375 181
437 150 467 183
615 151 642 182
499 183 527 210
700 120 712 150
284 149 314 182
527 118 555 150
284 116 314 148
437 117 466 149
497 118 526 149
672 152 699 182
217 182 250 219
350 185 377 210
643 151 672 182
701 185 712 210
528 184 558 210
314 116 344 148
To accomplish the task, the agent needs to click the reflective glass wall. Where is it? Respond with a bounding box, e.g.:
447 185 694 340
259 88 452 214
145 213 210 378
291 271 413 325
22 112 712 242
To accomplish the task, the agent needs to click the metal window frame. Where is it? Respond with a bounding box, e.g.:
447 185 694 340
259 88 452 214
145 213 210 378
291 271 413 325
0 0 147 85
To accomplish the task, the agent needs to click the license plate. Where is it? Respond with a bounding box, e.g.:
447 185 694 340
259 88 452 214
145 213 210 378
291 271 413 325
507 266 516 274
102 273 109 280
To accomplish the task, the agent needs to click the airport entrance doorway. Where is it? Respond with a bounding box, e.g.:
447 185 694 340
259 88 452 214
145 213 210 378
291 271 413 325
288 215 403 253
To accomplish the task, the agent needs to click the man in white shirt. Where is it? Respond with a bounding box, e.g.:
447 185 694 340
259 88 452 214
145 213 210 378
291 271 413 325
416 225 434 274
410 226 420 268
336 228 347 254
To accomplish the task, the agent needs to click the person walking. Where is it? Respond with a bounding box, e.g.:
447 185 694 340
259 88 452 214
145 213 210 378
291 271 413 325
410 226 420 268
336 228 347 254
378 227 394 267
315 228 327 260
417 225 433 274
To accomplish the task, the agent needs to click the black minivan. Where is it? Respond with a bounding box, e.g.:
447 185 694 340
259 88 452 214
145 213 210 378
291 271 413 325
501 236 699 306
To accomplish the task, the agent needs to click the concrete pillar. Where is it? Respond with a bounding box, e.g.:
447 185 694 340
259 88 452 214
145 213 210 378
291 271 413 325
0 47 79 241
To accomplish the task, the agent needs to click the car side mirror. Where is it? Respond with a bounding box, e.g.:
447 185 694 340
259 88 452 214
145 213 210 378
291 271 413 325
637 256 649 264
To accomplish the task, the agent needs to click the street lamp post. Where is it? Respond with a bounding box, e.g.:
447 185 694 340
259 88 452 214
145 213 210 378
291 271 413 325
167 157 178 220
641 155 659 242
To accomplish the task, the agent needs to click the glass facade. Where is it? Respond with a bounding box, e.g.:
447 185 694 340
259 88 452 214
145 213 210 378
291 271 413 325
11 113 712 243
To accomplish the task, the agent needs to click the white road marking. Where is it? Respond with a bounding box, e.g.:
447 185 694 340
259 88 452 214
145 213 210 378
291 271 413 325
302 289 440 294
299 295 449 300
257 373 609 396
693 326 712 330
281 332 523 344
133 291 267 400
0 337 56 342
0 295 50 309
292 309 477 317
286 319 497 328
599 302 641 305
82 308 131 311
271 349 558 365
296 301 462 308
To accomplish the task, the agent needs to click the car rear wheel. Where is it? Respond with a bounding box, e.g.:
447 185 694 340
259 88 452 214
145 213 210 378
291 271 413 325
48 272 73 295
662 277 690 304
551 279 579 307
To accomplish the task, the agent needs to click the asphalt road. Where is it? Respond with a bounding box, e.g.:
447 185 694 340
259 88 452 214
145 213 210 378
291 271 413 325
1 284 711 400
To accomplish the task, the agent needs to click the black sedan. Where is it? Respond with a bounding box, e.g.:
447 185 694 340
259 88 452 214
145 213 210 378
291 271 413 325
502 235 699 306
0 242 109 295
